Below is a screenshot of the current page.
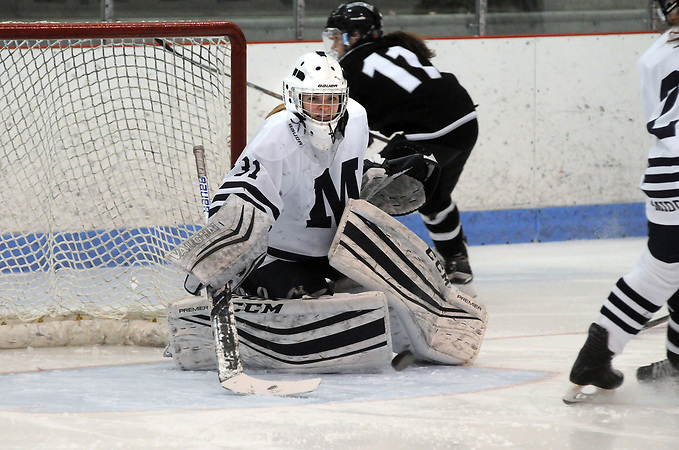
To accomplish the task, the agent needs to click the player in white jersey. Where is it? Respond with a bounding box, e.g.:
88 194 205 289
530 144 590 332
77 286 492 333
567 1 679 397
208 51 369 299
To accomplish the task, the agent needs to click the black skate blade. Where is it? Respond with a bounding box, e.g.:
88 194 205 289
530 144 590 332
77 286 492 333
562 384 616 405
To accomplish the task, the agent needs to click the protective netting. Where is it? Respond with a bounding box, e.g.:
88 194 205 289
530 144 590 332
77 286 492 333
0 33 236 326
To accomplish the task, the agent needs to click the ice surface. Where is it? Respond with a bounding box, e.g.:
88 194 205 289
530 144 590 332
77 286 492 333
1 238 677 449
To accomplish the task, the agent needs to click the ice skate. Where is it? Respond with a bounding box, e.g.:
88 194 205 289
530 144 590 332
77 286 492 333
444 253 473 285
443 253 476 297
637 359 679 384
563 323 623 404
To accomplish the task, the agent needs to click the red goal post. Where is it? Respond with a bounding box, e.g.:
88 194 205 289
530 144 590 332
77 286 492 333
0 21 246 348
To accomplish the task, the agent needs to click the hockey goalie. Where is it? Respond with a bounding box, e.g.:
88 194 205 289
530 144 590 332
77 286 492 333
165 51 488 375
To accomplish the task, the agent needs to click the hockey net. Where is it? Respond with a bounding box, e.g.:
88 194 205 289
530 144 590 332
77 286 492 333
0 21 246 348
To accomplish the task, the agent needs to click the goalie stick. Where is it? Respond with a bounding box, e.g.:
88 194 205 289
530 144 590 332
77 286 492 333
641 314 669 331
154 39 282 101
192 145 321 396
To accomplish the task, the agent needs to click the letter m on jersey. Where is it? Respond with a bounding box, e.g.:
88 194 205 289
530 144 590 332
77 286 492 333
307 158 360 228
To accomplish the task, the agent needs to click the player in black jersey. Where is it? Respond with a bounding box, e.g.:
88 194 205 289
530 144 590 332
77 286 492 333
324 2 479 290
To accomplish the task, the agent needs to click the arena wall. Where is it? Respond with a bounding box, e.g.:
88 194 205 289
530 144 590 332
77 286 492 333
246 33 659 244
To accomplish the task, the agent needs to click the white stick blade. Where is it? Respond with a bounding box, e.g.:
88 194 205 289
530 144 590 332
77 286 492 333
221 373 321 396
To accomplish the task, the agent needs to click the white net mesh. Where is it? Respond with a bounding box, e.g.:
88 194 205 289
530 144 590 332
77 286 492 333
0 28 240 332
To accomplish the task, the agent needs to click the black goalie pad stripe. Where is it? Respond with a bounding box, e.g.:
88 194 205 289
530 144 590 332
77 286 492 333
235 308 382 336
348 214 446 299
238 340 389 367
339 219 479 321
232 293 392 369
177 314 211 328
168 291 392 372
235 307 388 358
237 318 389 363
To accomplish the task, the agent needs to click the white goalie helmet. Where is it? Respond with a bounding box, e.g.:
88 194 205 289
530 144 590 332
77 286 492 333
283 51 349 166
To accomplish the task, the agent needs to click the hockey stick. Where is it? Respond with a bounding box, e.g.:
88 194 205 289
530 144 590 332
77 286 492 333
155 38 283 100
642 314 669 331
192 145 321 396
155 38 389 143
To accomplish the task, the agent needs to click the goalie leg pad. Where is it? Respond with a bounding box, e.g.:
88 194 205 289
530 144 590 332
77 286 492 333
167 296 216 371
329 199 488 365
165 195 272 289
167 291 393 373
234 291 392 373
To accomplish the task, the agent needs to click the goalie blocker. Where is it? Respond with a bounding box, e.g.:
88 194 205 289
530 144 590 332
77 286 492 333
165 195 271 291
329 199 488 365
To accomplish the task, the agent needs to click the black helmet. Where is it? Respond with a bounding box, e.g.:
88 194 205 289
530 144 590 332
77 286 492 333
326 2 383 43
658 0 679 17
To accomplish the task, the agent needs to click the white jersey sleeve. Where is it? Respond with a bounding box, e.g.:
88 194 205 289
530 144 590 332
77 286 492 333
210 99 370 261
638 29 679 225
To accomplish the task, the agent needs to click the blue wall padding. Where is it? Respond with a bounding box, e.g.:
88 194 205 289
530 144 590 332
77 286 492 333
397 202 646 246
1 203 647 272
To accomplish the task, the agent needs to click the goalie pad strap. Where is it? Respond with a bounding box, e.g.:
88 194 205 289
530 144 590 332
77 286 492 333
329 199 487 365
167 291 392 373
165 195 272 289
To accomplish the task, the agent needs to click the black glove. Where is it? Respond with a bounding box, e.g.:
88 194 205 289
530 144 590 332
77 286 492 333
379 134 432 159
383 154 440 199
383 154 430 181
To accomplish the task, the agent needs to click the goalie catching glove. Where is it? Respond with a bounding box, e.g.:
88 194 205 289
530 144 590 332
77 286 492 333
165 195 272 291
361 153 440 216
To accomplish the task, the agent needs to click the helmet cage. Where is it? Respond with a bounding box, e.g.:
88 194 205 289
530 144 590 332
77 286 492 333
290 86 348 128
283 52 348 129
282 52 349 157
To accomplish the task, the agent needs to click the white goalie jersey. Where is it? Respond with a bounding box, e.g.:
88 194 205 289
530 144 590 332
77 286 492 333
209 98 369 265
